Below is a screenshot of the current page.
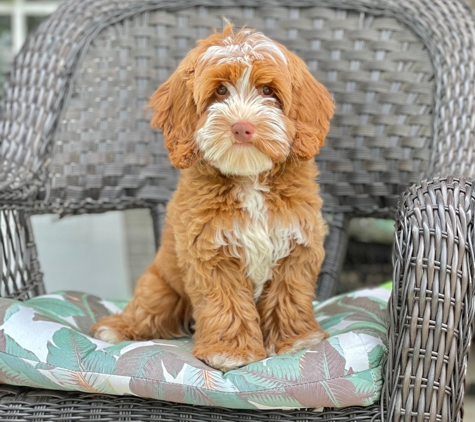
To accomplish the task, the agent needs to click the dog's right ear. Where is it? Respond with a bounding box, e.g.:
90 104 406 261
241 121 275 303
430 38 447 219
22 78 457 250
287 53 334 161
149 61 198 169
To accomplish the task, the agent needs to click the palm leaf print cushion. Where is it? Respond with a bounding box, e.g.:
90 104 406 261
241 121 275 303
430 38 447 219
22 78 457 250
0 284 391 410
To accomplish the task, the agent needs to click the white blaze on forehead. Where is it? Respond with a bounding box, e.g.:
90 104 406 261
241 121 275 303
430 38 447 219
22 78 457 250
226 65 253 98
200 33 288 65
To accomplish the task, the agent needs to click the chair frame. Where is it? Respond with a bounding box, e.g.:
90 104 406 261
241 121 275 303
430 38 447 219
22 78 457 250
1 1 475 421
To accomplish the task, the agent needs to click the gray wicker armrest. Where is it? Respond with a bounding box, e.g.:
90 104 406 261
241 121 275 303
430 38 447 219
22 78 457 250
383 176 475 421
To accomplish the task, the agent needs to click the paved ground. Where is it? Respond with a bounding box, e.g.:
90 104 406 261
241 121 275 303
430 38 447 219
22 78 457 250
466 400 475 420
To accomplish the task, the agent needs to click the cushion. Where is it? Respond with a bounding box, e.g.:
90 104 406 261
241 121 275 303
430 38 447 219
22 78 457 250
0 284 391 410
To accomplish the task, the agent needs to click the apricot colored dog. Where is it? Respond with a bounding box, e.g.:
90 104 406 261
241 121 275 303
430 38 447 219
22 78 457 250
91 25 334 372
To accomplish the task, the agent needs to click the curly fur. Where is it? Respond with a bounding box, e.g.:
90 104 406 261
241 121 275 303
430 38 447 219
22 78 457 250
91 24 334 372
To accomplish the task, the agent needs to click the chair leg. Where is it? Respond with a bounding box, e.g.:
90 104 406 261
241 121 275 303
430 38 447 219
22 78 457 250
150 203 166 251
316 213 350 301
0 209 45 300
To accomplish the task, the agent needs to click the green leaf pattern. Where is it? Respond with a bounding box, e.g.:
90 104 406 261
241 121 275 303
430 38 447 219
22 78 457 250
0 286 391 409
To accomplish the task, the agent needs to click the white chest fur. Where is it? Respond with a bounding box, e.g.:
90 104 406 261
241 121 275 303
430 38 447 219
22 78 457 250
215 182 307 300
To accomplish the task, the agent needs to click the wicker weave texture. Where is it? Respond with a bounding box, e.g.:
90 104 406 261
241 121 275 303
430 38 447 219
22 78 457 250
46 4 434 216
0 1 474 422
0 385 383 422
0 210 44 300
385 176 475 422
1 0 474 205
1 0 474 215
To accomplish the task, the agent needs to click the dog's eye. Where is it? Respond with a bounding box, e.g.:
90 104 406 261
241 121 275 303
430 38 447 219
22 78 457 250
262 85 273 96
216 85 228 96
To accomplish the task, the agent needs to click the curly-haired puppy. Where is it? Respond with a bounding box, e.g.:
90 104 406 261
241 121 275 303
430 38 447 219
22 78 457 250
91 24 334 372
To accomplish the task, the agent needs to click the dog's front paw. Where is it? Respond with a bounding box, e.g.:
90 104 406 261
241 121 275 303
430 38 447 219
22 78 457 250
267 330 329 356
203 353 255 372
193 344 267 372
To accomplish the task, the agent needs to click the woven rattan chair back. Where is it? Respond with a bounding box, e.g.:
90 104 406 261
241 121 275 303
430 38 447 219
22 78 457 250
0 1 436 301
47 5 434 218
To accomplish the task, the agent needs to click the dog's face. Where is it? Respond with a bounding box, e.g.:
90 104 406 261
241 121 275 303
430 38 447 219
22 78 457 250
149 25 334 176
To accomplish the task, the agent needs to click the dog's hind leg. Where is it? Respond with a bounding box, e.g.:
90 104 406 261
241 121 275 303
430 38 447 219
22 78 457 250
91 268 191 343
91 226 192 343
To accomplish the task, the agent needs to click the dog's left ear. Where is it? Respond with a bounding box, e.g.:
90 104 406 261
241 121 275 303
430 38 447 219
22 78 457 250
149 60 198 169
288 55 335 160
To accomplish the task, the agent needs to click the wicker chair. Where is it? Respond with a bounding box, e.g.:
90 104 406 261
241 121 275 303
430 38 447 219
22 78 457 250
0 0 474 420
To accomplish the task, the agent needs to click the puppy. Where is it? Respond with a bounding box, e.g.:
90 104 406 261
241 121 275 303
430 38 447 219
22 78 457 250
91 24 334 372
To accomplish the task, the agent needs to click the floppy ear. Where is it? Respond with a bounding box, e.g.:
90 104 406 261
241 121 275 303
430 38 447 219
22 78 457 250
149 61 198 169
288 55 335 160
